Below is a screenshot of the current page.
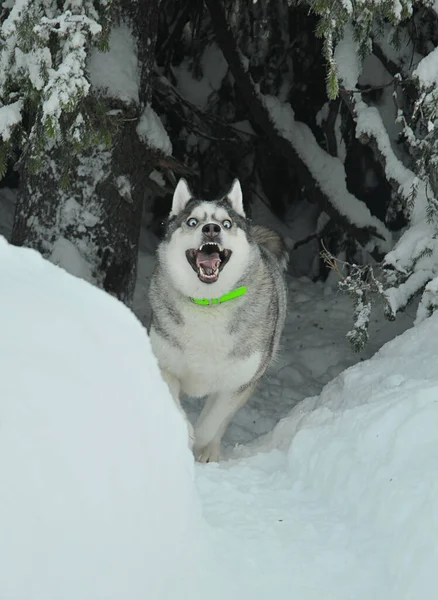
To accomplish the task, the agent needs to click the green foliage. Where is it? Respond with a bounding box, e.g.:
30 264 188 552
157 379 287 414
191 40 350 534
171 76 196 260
0 0 115 185
304 0 433 98
326 65 338 100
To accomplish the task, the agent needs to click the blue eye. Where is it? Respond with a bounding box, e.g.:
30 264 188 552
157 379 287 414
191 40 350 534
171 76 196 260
187 217 198 227
222 219 232 229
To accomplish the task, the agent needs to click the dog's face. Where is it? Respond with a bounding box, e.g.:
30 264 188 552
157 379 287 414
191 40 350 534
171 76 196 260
159 179 253 298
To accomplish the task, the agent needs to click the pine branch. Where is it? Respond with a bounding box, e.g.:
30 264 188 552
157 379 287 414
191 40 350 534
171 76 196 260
204 0 387 260
372 41 418 102
320 241 387 351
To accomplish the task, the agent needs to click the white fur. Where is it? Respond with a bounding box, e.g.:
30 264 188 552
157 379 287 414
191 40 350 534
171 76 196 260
227 179 245 217
150 304 261 397
193 384 255 462
160 201 254 299
151 196 267 462
170 178 192 216
150 302 262 463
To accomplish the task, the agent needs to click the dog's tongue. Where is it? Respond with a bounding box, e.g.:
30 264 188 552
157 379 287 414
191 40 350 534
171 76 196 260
196 250 220 275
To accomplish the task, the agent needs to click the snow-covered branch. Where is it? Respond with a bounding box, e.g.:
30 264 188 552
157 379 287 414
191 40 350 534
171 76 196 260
205 0 390 259
0 1 108 158
263 95 391 251
334 22 438 321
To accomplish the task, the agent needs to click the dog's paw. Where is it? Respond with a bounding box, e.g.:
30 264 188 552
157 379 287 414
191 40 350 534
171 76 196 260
195 441 220 464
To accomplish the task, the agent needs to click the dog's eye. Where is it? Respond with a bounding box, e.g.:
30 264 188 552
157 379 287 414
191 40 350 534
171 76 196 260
222 219 232 229
186 217 198 227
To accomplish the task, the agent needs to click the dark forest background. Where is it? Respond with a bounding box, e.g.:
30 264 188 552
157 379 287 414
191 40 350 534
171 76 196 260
1 0 438 346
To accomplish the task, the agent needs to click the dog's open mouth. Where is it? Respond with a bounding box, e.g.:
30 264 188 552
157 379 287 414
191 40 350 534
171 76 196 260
186 243 232 284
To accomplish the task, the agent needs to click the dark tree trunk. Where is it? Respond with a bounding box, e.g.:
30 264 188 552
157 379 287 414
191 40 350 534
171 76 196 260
11 0 161 305
12 117 151 304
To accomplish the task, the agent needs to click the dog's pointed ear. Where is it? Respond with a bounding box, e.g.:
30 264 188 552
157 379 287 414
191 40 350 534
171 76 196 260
227 179 245 218
171 178 192 216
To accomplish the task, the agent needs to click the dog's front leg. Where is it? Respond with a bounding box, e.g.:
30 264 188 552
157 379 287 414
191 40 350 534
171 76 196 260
160 368 194 450
194 384 256 463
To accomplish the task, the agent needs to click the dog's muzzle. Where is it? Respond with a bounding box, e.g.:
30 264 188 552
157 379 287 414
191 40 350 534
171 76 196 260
186 242 232 284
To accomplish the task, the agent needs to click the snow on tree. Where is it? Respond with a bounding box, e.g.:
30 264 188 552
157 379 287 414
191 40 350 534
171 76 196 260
152 0 438 349
0 0 110 176
0 0 166 303
319 1 438 347
2 0 438 345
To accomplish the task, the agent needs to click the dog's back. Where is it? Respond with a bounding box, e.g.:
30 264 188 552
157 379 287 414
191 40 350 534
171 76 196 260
251 225 289 272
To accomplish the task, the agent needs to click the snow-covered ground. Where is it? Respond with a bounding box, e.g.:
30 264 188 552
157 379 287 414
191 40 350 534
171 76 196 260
2 190 434 599
199 308 438 599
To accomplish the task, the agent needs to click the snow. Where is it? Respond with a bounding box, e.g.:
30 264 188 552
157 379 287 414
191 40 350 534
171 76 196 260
3 190 438 598
137 104 172 154
2 4 438 594
264 94 391 252
413 45 438 89
50 236 94 282
416 274 438 324
88 23 140 104
14 48 50 90
197 310 438 599
115 174 132 202
1 0 33 37
0 235 218 600
149 169 166 186
334 27 360 89
384 220 437 274
334 24 432 225
358 53 404 158
0 100 23 141
334 22 438 319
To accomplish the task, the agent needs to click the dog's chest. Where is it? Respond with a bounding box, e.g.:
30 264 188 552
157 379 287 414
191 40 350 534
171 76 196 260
151 304 261 396
182 305 233 347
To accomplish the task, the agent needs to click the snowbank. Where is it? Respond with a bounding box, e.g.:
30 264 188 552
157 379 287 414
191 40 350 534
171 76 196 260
280 315 438 597
218 310 438 598
0 236 217 600
1 228 436 600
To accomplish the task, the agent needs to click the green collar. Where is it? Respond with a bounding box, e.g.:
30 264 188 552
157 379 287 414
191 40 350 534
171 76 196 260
190 285 246 306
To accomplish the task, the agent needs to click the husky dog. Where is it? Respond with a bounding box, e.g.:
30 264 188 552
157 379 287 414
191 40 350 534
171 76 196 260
149 179 288 462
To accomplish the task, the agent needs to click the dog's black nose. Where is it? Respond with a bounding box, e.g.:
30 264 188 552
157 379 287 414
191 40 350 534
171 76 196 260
202 223 221 238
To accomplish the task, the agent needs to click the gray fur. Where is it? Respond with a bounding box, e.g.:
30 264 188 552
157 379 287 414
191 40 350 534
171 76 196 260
148 180 288 462
251 225 289 271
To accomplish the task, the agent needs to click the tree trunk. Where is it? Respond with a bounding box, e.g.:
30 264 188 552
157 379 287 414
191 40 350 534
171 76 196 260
11 0 161 305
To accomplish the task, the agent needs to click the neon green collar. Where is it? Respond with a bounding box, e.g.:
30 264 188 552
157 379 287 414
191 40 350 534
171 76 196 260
190 285 246 306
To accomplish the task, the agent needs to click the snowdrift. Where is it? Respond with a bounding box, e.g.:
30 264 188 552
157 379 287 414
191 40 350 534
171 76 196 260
1 232 437 600
0 237 217 600
280 314 438 598
219 305 438 598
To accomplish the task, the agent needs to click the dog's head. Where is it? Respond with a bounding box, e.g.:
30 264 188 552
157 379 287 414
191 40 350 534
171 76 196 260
159 179 252 298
